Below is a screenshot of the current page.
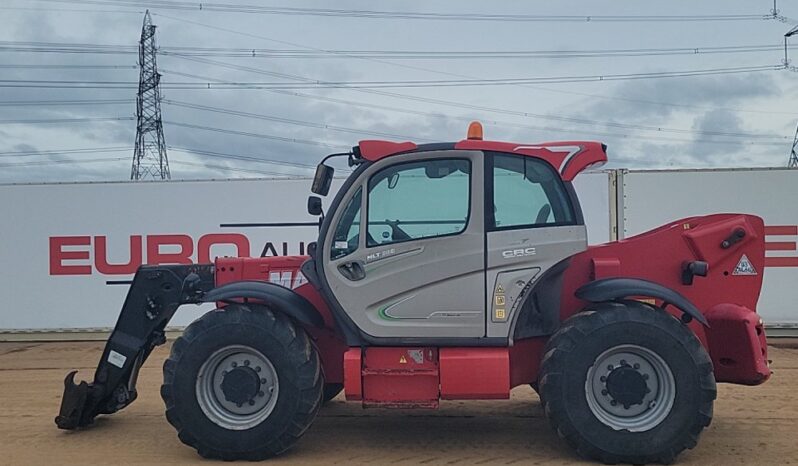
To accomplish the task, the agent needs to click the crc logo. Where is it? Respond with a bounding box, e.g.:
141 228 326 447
49 234 307 276
502 247 537 259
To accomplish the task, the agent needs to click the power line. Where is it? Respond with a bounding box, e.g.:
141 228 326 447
155 13 797 116
1 64 779 89
158 44 796 60
0 147 130 157
169 146 317 170
150 20 791 145
2 37 792 114
169 159 303 177
161 65 787 143
34 0 778 22
0 80 138 89
0 99 134 106
6 40 793 60
163 99 437 142
0 5 143 14
0 42 138 55
0 156 127 168
0 64 137 69
0 116 134 124
164 121 348 149
514 84 798 116
163 92 784 144
0 143 340 174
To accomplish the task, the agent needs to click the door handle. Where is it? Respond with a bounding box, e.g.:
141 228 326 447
338 260 366 281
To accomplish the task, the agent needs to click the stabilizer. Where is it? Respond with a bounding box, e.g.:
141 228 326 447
55 264 215 429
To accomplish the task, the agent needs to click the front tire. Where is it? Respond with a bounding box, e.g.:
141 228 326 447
161 304 323 460
539 301 716 464
322 383 344 404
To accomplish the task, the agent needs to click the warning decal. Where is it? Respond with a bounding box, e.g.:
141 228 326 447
733 254 757 276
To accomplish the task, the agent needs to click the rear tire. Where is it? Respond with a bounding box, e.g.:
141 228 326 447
161 304 323 460
539 301 715 464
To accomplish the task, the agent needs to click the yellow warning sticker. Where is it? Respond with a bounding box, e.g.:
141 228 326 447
495 295 506 306
495 308 506 320
496 284 505 294
399 355 407 364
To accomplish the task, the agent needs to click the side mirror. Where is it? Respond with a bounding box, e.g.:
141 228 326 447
307 196 323 216
311 163 334 195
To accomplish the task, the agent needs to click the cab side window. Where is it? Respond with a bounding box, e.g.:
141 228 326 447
490 153 575 230
367 158 471 246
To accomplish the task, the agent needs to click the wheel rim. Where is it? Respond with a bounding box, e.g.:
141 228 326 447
196 345 279 430
585 344 675 432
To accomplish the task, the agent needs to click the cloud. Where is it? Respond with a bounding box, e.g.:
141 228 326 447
588 73 778 122
687 109 746 159
0 2 794 181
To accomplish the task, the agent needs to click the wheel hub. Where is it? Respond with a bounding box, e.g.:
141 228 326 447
585 344 676 432
196 345 280 430
221 366 261 406
605 364 648 408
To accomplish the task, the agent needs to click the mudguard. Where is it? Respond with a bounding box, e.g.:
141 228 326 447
575 277 709 327
202 280 324 328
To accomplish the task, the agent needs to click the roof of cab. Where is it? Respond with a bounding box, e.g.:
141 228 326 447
356 138 608 182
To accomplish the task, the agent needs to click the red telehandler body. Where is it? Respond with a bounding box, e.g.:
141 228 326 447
56 123 770 464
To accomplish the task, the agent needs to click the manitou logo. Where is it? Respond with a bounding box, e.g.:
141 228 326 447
765 225 798 267
266 270 308 289
49 234 308 276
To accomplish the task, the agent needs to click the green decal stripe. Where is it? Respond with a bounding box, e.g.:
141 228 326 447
378 303 399 321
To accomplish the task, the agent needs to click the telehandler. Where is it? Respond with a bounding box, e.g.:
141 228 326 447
56 122 770 464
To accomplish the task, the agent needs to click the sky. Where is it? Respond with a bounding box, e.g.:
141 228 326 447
0 0 797 183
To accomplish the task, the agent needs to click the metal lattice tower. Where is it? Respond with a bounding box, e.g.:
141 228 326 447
783 21 798 168
131 10 170 180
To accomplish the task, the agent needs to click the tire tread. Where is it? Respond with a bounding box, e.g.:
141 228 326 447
161 304 322 461
539 300 716 464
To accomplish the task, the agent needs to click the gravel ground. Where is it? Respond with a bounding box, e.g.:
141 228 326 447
1 341 795 465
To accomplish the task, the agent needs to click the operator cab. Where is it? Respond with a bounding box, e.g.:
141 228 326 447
307 122 606 345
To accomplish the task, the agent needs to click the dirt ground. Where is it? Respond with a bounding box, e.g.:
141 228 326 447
0 341 796 465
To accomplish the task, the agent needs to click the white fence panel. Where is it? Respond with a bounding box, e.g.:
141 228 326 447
621 168 798 327
0 174 613 332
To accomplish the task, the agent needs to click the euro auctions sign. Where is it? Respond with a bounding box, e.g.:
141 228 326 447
1 178 324 330
764 225 798 268
49 233 309 276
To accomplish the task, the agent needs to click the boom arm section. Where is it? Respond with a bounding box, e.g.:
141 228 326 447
55 264 215 430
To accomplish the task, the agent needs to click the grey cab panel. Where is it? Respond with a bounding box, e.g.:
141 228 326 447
321 149 587 342
484 152 588 339
322 150 486 339
486 226 586 338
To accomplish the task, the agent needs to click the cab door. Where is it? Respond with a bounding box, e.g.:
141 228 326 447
321 150 485 339
483 152 588 339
